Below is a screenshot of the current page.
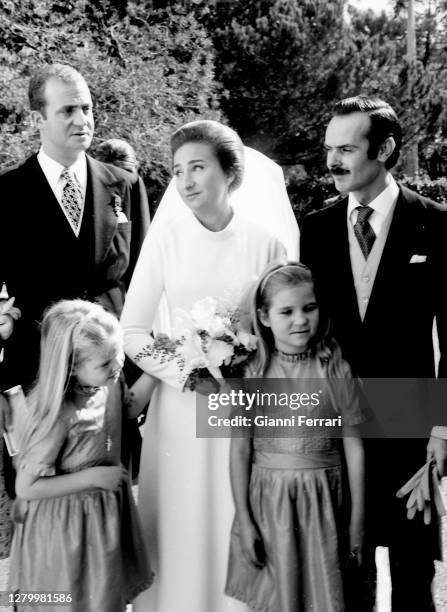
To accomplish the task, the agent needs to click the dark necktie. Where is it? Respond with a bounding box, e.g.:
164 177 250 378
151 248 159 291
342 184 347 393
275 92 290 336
60 168 83 234
354 205 376 259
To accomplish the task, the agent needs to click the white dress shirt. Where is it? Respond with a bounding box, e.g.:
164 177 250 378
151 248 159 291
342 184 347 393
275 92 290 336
347 174 399 235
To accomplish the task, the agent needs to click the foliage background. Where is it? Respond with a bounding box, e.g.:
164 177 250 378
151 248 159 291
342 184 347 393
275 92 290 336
1 0 447 217
0 0 222 202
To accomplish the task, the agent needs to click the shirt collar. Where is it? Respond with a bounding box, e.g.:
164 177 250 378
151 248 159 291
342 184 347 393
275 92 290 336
348 174 399 220
37 148 87 191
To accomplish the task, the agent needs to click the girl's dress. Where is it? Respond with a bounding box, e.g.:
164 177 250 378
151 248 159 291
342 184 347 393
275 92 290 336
121 211 285 612
0 442 12 561
0 439 12 599
9 382 153 612
225 352 364 612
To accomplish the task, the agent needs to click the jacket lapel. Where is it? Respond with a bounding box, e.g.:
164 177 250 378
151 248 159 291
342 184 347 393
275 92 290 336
364 186 427 325
327 198 363 327
86 156 119 264
25 155 63 221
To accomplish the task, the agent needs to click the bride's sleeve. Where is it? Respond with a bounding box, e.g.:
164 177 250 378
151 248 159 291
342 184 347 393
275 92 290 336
120 230 186 390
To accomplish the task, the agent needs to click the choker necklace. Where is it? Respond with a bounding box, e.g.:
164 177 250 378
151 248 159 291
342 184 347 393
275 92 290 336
73 381 102 396
275 349 311 363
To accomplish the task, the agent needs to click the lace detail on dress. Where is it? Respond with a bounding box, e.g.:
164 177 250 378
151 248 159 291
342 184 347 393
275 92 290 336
134 337 185 370
134 336 188 385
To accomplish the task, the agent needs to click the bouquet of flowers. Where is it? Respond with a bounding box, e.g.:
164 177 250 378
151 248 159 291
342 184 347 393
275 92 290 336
150 297 257 391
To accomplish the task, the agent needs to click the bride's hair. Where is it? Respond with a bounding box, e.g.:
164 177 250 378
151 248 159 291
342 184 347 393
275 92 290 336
170 120 245 192
249 261 344 377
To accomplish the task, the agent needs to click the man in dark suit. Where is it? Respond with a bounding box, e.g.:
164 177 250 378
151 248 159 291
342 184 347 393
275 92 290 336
0 63 150 390
300 96 447 611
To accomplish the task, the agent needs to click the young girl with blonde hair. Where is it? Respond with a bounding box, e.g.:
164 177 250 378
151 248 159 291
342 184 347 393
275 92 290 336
10 299 154 611
226 261 365 612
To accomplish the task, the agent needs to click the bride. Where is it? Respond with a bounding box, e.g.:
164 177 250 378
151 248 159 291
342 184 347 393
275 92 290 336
121 120 292 612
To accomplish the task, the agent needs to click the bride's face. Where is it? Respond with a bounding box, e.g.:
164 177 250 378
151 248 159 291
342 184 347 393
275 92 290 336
173 142 233 215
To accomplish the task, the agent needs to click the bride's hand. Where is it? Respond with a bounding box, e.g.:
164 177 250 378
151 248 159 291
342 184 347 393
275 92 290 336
217 378 233 394
196 377 233 398
185 368 220 396
192 376 220 397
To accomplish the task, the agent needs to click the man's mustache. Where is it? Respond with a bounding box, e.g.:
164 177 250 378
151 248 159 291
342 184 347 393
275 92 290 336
330 167 350 176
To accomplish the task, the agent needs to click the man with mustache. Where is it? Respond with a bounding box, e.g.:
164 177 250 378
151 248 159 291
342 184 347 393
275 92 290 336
300 96 447 611
0 63 149 390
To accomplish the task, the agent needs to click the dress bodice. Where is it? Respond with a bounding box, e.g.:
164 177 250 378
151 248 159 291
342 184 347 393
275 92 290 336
122 210 285 389
21 383 124 477
253 353 363 456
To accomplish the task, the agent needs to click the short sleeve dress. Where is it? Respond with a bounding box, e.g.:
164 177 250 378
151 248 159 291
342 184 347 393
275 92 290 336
226 352 364 612
9 382 153 612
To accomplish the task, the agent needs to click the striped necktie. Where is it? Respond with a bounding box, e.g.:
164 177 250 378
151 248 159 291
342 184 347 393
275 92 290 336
354 205 376 259
60 168 83 234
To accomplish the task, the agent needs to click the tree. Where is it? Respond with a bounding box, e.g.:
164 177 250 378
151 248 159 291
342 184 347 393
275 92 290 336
348 0 447 178
196 0 352 169
0 0 222 207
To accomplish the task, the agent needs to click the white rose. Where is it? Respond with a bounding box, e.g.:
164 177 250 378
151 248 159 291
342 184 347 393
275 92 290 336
206 316 229 338
236 330 258 351
177 334 206 372
172 309 196 339
206 339 234 368
191 297 218 328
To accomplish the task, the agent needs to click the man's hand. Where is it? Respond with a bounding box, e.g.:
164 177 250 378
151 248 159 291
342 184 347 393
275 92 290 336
0 297 21 340
427 435 447 477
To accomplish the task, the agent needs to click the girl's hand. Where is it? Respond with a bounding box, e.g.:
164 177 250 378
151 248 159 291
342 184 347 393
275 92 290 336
127 373 159 419
349 519 364 566
90 466 127 491
238 518 265 568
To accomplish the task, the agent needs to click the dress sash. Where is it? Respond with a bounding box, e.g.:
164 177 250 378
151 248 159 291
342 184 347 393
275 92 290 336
254 450 341 470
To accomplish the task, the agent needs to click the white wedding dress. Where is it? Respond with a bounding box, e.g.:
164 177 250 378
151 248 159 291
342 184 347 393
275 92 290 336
121 211 285 612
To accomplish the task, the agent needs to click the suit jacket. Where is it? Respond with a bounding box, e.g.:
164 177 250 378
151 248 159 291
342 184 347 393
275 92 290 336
0 153 150 389
300 186 447 546
300 185 446 379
